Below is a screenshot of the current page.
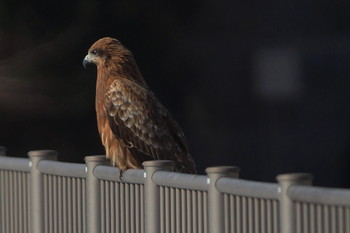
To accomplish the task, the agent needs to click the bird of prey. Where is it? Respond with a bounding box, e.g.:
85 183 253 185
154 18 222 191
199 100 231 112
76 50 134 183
83 37 196 174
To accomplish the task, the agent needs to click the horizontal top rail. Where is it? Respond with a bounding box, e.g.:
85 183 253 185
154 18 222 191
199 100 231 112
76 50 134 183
288 185 350 206
94 165 145 184
0 156 31 172
37 160 87 178
153 171 208 191
217 177 280 199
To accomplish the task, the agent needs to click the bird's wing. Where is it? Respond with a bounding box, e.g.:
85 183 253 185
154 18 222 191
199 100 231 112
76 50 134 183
105 78 189 164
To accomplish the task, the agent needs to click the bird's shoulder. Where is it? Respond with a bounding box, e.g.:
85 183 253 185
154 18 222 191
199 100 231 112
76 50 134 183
106 78 168 118
104 78 186 158
106 78 147 101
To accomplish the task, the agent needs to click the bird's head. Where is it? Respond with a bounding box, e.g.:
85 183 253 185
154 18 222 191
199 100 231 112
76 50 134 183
83 37 125 68
83 37 146 85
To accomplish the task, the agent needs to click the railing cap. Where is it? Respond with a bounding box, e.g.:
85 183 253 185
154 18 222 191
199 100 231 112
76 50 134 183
143 160 175 168
0 146 6 156
205 166 240 174
28 150 58 158
84 155 107 162
276 173 313 183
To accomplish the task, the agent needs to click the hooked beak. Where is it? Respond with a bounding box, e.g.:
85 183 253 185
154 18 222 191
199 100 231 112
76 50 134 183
83 54 93 68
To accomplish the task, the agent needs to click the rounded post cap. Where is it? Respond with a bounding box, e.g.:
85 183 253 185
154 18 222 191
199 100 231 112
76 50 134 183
143 160 175 168
276 173 313 183
84 155 107 162
28 150 58 158
205 166 240 174
0 146 6 156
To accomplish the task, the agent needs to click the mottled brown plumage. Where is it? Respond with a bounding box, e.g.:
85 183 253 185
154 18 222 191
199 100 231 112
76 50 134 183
83 37 196 173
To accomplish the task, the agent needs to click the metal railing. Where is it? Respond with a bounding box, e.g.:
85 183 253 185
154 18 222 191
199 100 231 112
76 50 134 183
1 146 350 233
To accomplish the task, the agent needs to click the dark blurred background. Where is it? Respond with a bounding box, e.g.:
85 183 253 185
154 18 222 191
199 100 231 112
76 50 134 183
1 0 350 187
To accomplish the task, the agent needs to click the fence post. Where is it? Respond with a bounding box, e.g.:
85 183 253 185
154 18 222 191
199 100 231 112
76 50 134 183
28 150 58 233
277 173 313 233
0 146 6 156
206 166 240 233
143 160 175 233
85 155 107 233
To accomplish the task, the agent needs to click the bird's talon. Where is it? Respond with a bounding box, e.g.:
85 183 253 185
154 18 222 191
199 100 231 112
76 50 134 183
119 170 124 181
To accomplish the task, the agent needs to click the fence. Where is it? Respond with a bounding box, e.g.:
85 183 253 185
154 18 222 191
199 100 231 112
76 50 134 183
0 146 350 233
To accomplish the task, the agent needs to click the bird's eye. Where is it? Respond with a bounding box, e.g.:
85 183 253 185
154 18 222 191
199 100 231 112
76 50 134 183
91 50 98 55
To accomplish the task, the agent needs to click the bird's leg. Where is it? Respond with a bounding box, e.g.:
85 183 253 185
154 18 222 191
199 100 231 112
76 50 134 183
118 169 124 181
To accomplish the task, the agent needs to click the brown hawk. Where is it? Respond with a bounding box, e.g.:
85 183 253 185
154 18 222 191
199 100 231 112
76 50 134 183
83 37 196 173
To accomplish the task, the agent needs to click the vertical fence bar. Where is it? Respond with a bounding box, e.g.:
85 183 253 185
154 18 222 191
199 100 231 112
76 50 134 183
143 160 175 233
277 173 313 233
206 166 240 233
29 150 58 233
0 145 6 231
85 155 107 233
0 145 5 232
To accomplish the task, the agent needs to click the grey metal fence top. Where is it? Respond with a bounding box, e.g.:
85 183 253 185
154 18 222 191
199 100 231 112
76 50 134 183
38 160 87 178
205 166 240 174
0 146 6 156
217 177 280 199
276 173 313 185
28 150 58 158
94 165 144 184
153 170 208 191
288 185 350 206
0 156 30 172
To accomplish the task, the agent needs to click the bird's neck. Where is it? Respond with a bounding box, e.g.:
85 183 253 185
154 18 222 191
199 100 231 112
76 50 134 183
96 69 112 99
104 55 148 87
95 70 112 137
